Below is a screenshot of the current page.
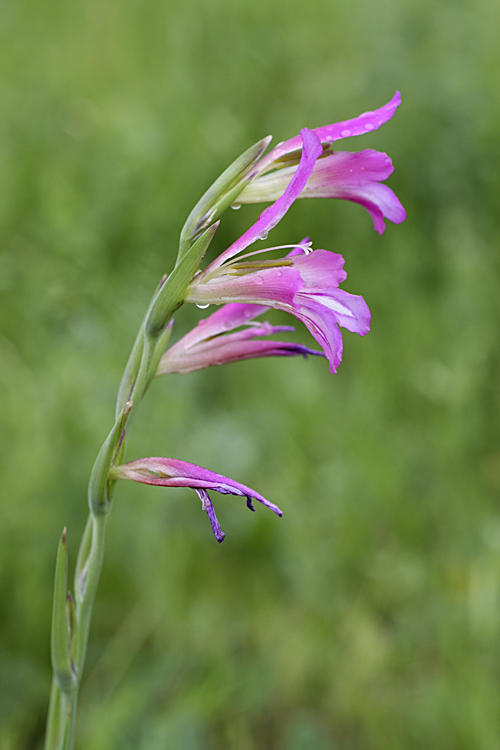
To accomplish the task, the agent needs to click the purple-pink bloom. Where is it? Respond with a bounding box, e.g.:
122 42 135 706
111 457 282 542
237 148 405 236
186 127 370 372
156 302 324 375
181 97 406 372
186 246 370 374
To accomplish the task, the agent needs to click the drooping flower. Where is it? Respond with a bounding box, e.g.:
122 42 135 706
110 457 282 542
186 245 369 374
156 302 324 375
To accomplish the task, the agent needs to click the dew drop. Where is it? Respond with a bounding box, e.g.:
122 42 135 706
231 204 241 210
259 231 269 241
196 303 210 309
340 129 351 137
364 123 375 131
255 276 264 285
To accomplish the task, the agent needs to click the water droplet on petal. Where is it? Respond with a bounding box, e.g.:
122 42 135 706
196 303 210 309
364 123 375 131
255 276 264 285
340 129 351 137
259 231 269 241
231 204 241 210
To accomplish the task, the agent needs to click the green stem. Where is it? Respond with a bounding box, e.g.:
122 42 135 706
44 243 198 746
44 680 78 750
44 304 159 750
44 679 61 750
75 513 107 675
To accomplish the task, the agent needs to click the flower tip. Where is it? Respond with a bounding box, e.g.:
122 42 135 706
396 205 407 224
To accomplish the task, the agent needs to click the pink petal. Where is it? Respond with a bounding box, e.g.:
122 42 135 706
329 183 406 235
187 264 303 308
259 92 402 170
171 303 269 350
201 129 323 274
291 249 347 288
294 289 371 373
304 149 395 189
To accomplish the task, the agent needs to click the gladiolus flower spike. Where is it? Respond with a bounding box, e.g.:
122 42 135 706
184 95 406 373
185 125 370 374
110 458 283 543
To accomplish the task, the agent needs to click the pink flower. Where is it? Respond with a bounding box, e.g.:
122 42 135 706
186 246 369 374
185 129 370 373
156 302 323 375
181 97 406 373
233 92 405 235
111 457 282 542
237 147 405 236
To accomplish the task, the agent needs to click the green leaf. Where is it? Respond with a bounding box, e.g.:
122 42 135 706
146 223 218 339
88 401 133 515
74 516 92 606
51 530 76 694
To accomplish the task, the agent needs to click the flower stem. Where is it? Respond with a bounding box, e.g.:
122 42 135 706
44 679 78 750
43 226 202 745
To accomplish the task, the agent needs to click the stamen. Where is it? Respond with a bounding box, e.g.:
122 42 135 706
196 489 225 543
231 242 313 263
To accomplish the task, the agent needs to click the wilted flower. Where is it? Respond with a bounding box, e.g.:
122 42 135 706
110 457 282 542
234 91 405 235
156 302 323 375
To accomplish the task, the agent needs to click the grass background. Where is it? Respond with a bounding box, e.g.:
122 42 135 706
1 0 500 747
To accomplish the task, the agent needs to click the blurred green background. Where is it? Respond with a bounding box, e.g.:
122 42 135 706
1 0 500 747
